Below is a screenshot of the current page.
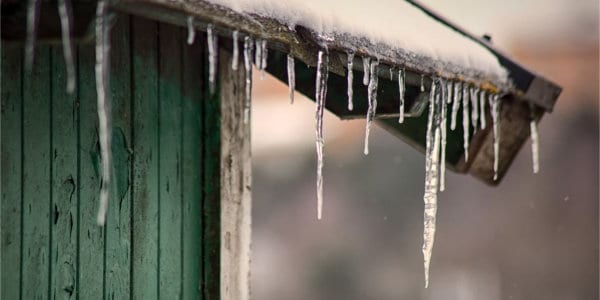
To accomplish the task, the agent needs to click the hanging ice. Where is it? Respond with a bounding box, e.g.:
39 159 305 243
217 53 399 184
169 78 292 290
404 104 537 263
439 78 448 192
446 80 453 104
347 52 354 111
315 50 329 220
450 81 461 130
470 87 479 133
207 24 218 95
287 54 295 104
58 0 76 94
490 94 501 180
25 0 39 72
462 83 470 161
479 90 487 129
398 69 405 123
420 74 425 92
254 39 262 68
95 0 112 226
530 114 540 174
389 67 394 80
423 77 440 289
362 56 370 86
186 16 195 45
260 39 268 79
363 59 379 155
243 36 253 124
231 30 239 70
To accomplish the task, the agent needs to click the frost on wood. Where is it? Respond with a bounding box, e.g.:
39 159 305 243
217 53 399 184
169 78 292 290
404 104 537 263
287 54 295 104
346 52 354 111
363 59 379 155
58 0 76 94
25 0 39 72
315 50 329 220
398 69 405 123
243 36 253 124
207 24 218 94
95 0 111 226
423 77 440 289
186 16 195 45
232 30 239 70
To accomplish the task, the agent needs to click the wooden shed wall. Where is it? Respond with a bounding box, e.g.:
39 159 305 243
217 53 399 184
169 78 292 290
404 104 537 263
1 15 220 299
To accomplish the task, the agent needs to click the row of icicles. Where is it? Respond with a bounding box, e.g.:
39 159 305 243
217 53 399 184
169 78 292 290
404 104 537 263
20 0 541 288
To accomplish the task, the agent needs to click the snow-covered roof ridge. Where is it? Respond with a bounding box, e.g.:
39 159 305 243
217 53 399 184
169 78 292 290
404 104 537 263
204 0 511 88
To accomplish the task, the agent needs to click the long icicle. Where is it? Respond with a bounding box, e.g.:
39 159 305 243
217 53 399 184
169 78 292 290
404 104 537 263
439 78 448 192
243 36 253 124
398 69 406 123
207 24 218 95
480 89 487 129
347 52 354 111
420 74 425 92
491 94 501 180
186 16 195 45
470 86 479 133
58 0 76 94
423 77 440 288
231 30 239 70
260 39 268 79
95 0 111 225
315 50 329 220
530 105 540 174
254 39 262 69
363 59 379 155
287 54 295 104
25 0 40 72
450 81 461 130
462 83 470 161
362 56 370 86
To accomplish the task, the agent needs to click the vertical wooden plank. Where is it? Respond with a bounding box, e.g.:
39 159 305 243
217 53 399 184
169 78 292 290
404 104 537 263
104 15 133 299
203 36 221 300
77 36 106 300
182 30 204 300
1 44 23 300
21 46 52 300
219 49 252 300
50 46 79 300
157 22 183 299
131 17 159 300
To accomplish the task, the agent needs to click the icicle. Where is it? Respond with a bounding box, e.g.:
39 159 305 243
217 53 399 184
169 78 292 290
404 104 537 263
479 89 487 129
207 24 218 95
95 0 111 226
389 67 394 80
315 50 329 220
462 83 470 162
287 54 295 104
530 107 540 174
398 69 405 123
470 86 479 133
25 0 39 72
260 39 268 79
450 81 461 130
363 59 379 155
186 16 195 45
58 0 76 94
423 77 440 289
490 94 501 180
362 56 370 85
439 79 448 192
420 74 425 92
254 39 262 68
243 36 253 124
231 30 239 70
346 52 354 111
446 80 453 104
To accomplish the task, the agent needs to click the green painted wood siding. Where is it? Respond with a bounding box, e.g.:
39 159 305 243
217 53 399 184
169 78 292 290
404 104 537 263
1 15 220 299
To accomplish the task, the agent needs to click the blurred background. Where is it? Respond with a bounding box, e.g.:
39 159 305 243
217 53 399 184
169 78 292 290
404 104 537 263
250 0 599 299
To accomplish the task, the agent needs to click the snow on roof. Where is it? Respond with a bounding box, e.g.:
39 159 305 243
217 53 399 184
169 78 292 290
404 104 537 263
207 0 509 83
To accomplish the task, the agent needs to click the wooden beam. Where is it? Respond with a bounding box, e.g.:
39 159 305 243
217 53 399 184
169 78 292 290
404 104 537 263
219 48 252 300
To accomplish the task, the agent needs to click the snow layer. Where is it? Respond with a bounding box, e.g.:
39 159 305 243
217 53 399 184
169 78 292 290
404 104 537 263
206 0 508 80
